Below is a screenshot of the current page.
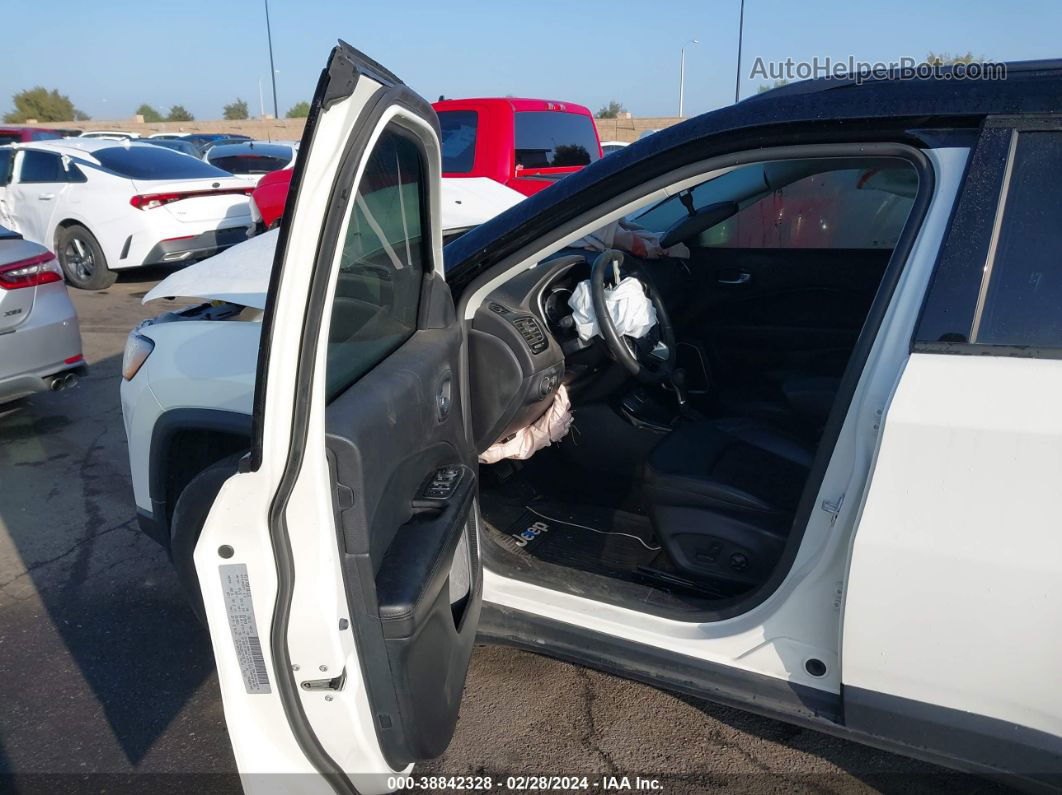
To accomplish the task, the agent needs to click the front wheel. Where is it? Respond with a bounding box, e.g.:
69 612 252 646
56 225 116 290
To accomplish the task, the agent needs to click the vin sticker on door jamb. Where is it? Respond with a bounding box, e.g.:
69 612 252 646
219 564 272 694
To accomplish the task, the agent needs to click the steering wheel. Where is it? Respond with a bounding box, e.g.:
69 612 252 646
590 249 677 383
660 200 739 249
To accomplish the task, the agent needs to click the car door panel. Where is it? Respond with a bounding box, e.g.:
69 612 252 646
325 310 480 766
194 41 481 790
685 246 890 382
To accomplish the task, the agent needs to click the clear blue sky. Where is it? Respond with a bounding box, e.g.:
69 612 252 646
4 0 1061 121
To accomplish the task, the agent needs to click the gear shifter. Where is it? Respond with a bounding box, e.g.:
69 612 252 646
670 367 689 412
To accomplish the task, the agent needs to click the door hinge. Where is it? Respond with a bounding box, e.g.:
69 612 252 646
820 494 845 526
300 668 346 692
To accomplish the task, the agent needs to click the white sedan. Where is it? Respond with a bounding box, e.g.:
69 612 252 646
0 139 254 289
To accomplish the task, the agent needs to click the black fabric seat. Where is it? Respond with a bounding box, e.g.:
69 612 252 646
643 418 814 586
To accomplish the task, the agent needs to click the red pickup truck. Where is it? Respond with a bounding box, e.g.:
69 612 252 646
251 97 602 228
434 97 602 196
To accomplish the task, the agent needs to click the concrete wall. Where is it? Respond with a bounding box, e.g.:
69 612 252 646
594 116 683 143
35 118 308 141
36 115 684 144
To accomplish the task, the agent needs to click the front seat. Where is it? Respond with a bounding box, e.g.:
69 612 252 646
643 418 814 586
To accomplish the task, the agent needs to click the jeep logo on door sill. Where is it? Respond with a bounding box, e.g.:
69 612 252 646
512 520 549 547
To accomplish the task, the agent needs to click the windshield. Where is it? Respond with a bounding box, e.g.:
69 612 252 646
92 145 231 180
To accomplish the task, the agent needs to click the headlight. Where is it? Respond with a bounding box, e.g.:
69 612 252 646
122 333 155 381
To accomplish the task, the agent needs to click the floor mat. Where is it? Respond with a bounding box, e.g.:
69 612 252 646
500 501 660 581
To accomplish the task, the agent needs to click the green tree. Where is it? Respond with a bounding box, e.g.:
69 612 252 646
4 86 87 123
925 51 985 65
285 100 310 119
166 104 194 122
757 79 790 94
136 103 163 122
595 100 626 119
223 98 249 120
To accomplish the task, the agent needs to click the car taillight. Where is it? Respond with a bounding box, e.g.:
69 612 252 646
0 252 62 290
130 187 254 210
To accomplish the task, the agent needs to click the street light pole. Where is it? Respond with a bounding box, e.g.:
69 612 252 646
734 0 745 103
263 0 279 118
678 39 699 117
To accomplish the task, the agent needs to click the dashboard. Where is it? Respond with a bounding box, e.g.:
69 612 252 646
468 248 692 452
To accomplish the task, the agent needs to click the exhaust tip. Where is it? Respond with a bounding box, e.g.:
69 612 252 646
48 377 64 391
63 372 79 389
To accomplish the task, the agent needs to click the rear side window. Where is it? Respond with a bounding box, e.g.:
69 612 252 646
92 146 231 179
514 111 600 169
971 132 1062 347
438 111 477 173
19 150 81 183
325 126 427 400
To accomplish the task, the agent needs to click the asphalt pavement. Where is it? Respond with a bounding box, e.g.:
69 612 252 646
0 273 1005 793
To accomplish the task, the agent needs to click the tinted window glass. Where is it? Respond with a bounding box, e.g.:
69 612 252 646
0 149 12 184
975 132 1062 347
0 134 19 145
633 160 915 250
438 111 477 173
93 145 231 179
325 128 427 400
706 167 914 249
20 150 64 182
514 111 600 169
207 146 293 175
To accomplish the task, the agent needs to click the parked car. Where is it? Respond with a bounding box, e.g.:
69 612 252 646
119 44 1062 790
138 138 202 158
198 137 256 156
435 96 602 195
0 139 254 289
179 133 251 154
600 139 629 155
203 141 298 183
78 130 141 140
0 126 63 144
0 225 84 404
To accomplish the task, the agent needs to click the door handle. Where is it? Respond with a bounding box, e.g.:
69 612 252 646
436 374 453 421
37 193 55 201
717 272 751 286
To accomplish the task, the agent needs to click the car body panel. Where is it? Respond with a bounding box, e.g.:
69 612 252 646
0 230 84 403
0 139 252 272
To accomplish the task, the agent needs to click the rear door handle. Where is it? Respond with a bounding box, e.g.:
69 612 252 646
717 272 751 285
37 193 55 201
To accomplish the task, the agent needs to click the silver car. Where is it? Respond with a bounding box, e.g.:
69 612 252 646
0 225 85 404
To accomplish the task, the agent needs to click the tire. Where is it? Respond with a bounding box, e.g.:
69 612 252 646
169 453 244 624
56 224 116 290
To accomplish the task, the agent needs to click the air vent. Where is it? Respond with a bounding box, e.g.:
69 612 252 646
512 315 548 354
